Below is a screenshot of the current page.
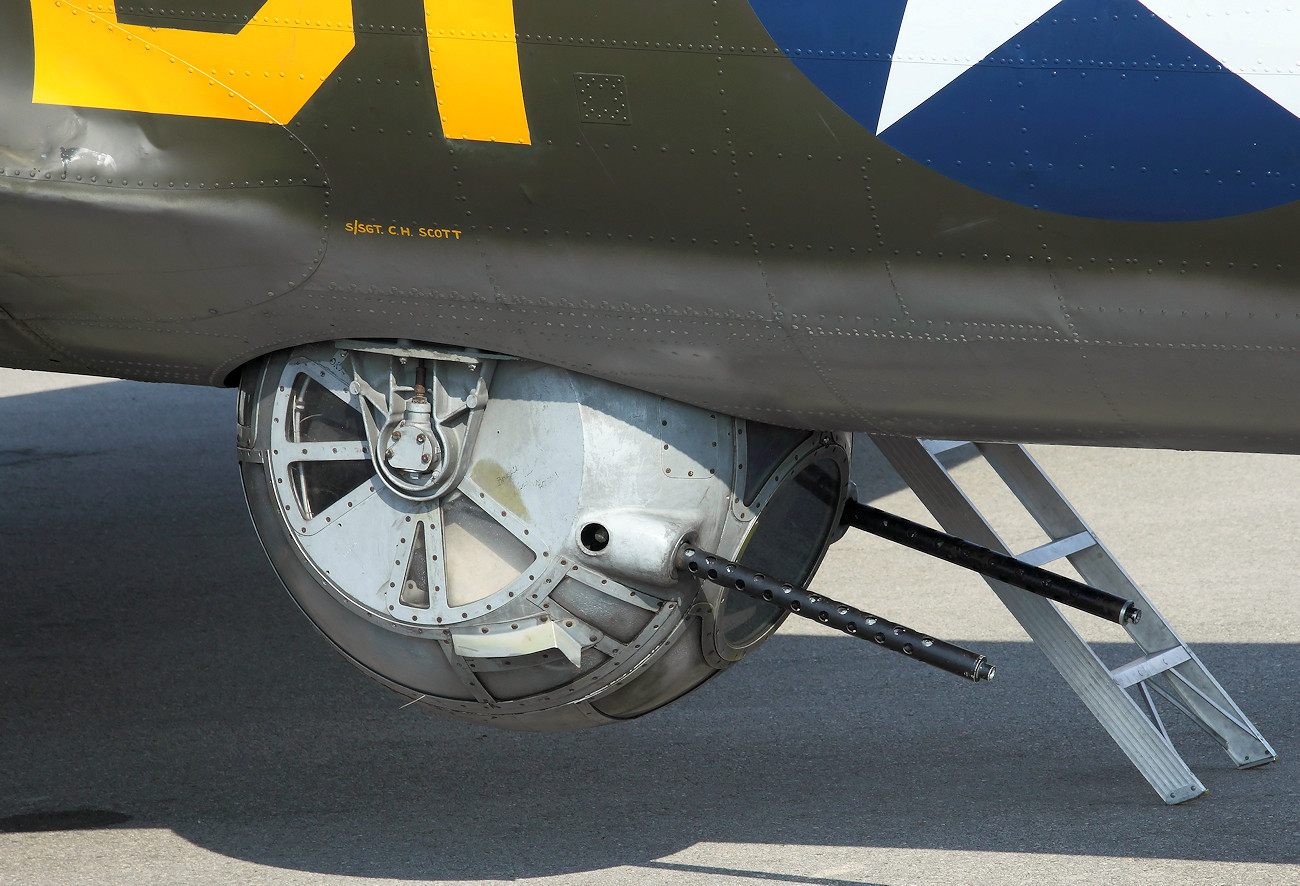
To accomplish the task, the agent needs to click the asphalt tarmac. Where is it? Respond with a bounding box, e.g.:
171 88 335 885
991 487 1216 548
1 367 1298 886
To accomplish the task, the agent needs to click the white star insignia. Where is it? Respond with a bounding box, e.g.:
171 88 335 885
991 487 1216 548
878 0 1300 134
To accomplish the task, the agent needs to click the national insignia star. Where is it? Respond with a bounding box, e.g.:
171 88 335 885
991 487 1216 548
878 0 1300 133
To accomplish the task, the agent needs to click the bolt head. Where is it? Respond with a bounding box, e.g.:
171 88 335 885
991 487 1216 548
416 433 425 444
392 430 401 441
384 449 393 459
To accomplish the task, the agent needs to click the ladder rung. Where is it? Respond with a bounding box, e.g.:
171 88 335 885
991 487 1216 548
1111 646 1193 690
1016 531 1095 567
922 439 973 456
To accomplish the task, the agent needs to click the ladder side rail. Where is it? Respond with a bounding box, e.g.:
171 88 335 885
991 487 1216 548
1145 668 1276 768
868 434 1206 804
972 441 1094 538
971 441 1275 768
975 442 1182 650
1143 677 1269 765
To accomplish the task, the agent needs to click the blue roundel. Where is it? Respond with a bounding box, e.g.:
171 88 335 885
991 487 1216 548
748 0 1300 222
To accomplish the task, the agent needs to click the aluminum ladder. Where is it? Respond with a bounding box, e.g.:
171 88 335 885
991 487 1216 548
868 435 1276 804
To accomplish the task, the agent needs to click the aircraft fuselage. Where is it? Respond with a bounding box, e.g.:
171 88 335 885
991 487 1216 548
3 0 1300 450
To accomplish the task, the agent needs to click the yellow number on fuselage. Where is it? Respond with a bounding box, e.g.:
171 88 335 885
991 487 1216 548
426 0 531 144
29 0 531 144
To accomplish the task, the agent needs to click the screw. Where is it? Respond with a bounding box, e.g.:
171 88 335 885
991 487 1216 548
421 453 431 464
392 430 402 441
416 433 425 443
385 449 394 459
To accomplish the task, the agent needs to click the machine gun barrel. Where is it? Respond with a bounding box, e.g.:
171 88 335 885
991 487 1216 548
676 544 995 682
841 500 1141 626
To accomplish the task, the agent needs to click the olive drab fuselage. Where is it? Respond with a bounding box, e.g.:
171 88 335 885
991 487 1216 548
5 0 1300 453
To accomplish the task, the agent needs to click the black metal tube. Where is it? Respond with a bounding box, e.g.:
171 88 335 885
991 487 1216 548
676 544 995 682
841 500 1141 625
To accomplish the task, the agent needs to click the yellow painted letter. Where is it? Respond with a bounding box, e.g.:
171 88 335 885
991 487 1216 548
31 0 354 125
426 0 532 144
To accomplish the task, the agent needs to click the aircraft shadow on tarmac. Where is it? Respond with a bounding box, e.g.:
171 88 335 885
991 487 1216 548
1 380 1297 880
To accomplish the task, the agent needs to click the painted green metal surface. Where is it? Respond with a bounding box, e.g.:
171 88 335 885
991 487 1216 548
2 1 1299 451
